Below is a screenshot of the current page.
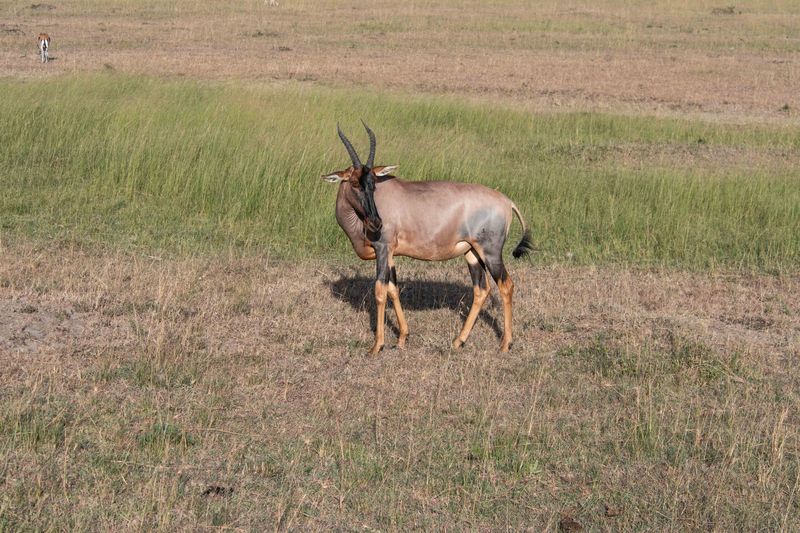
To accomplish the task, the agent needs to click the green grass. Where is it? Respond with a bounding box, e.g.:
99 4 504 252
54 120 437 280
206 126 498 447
1 74 798 270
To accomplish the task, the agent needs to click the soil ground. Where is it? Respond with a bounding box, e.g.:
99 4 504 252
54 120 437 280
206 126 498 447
2 1 799 123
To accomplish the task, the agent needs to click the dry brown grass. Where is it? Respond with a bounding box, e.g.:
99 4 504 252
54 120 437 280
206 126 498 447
2 1 799 529
2 0 799 123
1 241 798 529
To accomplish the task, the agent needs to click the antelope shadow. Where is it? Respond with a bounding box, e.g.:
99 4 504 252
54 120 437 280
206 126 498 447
327 275 503 341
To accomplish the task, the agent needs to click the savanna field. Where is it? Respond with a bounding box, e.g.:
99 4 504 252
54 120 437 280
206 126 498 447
1 1 799 530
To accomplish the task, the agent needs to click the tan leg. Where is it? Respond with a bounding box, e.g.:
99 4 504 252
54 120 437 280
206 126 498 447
369 281 388 356
386 282 409 348
452 252 490 349
497 275 514 352
385 255 409 348
452 282 490 349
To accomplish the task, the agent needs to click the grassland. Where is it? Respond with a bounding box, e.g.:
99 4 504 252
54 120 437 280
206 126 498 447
2 75 799 270
1 244 799 530
3 0 799 122
1 0 800 531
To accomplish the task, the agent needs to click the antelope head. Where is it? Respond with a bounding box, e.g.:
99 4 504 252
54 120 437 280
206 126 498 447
321 122 397 235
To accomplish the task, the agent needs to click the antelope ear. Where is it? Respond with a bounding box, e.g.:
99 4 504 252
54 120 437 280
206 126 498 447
321 172 345 183
373 165 397 177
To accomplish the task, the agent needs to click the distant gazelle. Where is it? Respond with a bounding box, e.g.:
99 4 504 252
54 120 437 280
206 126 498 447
37 33 50 63
322 123 533 356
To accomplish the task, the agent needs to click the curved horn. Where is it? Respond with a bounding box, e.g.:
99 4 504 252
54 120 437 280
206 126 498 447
337 123 362 169
362 120 377 168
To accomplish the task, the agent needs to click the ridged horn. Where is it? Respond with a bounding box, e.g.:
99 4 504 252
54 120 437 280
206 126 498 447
361 120 377 168
337 123 362 169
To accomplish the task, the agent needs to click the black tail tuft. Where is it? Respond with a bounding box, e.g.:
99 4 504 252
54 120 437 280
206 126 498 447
512 229 534 258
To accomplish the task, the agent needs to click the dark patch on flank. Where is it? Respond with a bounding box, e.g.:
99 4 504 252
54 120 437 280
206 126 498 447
464 208 505 241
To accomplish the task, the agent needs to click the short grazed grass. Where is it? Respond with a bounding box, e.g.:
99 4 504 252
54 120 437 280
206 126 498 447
4 1 799 121
2 75 798 271
0 246 797 530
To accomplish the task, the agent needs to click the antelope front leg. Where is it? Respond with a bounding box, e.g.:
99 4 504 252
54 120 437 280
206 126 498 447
386 283 408 348
368 244 391 356
387 257 409 348
370 280 388 356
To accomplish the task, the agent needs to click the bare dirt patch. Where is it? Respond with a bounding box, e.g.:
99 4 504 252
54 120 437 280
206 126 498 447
0 298 84 355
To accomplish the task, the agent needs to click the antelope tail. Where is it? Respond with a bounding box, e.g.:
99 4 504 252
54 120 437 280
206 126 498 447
511 203 533 259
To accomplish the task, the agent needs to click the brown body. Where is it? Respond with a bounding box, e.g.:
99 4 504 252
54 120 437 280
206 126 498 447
336 177 516 262
323 124 532 355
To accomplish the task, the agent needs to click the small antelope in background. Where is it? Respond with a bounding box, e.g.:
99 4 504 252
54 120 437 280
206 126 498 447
37 33 50 63
322 123 532 356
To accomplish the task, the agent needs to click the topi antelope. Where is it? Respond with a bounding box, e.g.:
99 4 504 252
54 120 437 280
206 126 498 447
322 123 533 356
37 33 50 63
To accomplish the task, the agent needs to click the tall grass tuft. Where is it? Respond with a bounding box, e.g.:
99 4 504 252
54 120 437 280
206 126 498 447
1 74 798 270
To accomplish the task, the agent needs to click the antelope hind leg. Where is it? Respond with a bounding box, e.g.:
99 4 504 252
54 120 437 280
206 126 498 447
496 274 514 352
453 251 490 349
484 254 514 352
